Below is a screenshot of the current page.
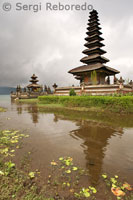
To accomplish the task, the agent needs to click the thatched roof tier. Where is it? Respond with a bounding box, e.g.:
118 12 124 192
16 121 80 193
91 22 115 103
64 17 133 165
31 74 38 79
89 14 98 20
88 16 99 22
68 64 120 75
87 21 100 26
84 41 105 48
87 26 101 31
80 55 109 65
27 84 41 88
88 18 100 23
85 35 104 42
30 79 39 83
82 48 106 55
86 30 102 36
90 9 98 14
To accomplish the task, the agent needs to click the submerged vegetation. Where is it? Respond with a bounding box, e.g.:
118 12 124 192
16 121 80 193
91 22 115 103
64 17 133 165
0 107 7 112
38 95 133 113
0 129 133 199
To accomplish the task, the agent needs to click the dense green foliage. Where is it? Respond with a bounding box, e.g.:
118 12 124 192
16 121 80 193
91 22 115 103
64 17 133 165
69 88 76 96
38 96 133 113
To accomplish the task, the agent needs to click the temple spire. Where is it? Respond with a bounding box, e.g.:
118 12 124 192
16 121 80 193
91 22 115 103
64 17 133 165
68 9 120 85
80 9 109 65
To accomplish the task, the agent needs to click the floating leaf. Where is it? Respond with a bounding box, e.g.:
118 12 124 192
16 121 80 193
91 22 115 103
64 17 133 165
112 184 117 188
89 186 97 193
110 178 117 184
59 157 63 161
29 172 35 178
70 189 74 193
115 175 118 179
0 171 4 176
5 161 15 169
123 182 132 191
51 161 57 166
65 169 71 174
102 174 107 179
67 182 70 187
10 150 15 153
81 188 90 198
111 187 125 197
72 167 78 171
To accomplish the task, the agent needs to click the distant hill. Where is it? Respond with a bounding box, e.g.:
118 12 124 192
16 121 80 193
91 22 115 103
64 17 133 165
0 87 16 95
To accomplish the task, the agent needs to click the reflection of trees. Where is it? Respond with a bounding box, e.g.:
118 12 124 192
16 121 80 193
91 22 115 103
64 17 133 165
70 120 123 184
53 114 59 123
12 100 39 124
17 106 22 115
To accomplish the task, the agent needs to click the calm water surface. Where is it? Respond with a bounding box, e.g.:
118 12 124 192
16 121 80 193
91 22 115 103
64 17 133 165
0 95 133 186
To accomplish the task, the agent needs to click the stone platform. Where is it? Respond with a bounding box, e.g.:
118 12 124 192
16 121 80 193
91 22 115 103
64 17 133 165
54 84 133 96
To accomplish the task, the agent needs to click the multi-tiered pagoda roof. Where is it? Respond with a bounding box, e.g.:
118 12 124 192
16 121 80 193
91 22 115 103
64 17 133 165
27 74 41 91
69 9 120 85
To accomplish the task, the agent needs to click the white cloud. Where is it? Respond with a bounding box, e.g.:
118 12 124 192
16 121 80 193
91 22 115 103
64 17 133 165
0 0 133 87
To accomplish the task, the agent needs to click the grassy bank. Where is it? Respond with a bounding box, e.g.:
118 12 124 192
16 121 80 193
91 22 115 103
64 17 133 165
38 96 133 113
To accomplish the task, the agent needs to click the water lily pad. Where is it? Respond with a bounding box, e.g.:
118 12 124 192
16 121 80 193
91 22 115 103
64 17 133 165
29 172 35 178
102 174 107 179
65 169 71 174
10 150 15 153
59 157 64 161
72 167 78 171
89 186 97 193
51 161 57 166
0 171 4 175
81 188 90 198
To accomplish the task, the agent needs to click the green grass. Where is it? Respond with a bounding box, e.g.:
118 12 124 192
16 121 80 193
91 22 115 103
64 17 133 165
38 96 133 113
19 99 38 104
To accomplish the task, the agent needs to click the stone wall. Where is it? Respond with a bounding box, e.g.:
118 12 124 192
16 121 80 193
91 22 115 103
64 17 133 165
54 84 133 96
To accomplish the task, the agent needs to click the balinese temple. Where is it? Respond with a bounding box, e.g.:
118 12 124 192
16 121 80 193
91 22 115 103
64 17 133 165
68 9 120 85
11 74 46 99
54 9 133 95
27 74 41 92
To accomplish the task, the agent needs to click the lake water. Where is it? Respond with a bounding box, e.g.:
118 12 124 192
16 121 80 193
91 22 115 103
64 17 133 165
0 95 133 192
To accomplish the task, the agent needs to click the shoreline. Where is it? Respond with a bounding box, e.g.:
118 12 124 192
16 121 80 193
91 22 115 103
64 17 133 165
19 95 133 114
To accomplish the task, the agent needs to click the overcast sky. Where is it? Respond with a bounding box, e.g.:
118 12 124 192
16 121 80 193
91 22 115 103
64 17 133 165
0 0 133 87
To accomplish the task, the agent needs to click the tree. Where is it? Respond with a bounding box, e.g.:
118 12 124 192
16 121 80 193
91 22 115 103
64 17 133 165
91 70 97 85
69 88 76 96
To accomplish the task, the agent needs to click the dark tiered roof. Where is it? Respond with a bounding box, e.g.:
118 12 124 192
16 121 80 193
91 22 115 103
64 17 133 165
29 74 39 83
69 64 119 75
27 74 41 89
68 9 120 76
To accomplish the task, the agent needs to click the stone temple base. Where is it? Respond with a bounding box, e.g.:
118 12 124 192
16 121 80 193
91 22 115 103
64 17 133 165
54 84 133 96
10 92 47 99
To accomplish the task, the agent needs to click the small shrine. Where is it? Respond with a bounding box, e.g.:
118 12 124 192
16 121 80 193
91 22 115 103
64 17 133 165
27 74 41 92
11 74 52 99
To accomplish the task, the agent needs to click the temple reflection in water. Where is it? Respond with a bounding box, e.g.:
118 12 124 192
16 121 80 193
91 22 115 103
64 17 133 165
12 101 124 184
70 120 122 184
